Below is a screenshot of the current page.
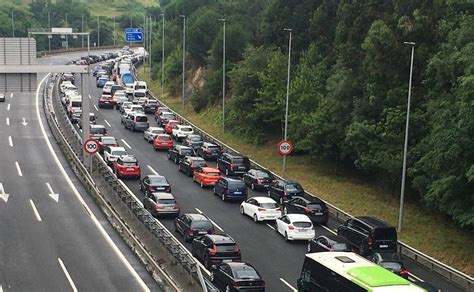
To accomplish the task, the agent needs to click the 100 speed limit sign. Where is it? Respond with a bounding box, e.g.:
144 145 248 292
278 140 293 156
83 138 100 154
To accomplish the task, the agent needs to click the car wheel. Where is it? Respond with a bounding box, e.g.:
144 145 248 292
154 146 158 152
280 197 284 205
131 126 135 132
221 194 226 202
283 207 288 215
200 181 204 188
240 206 245 215
178 164 182 172
253 214 259 223
174 157 178 164
167 153 171 160
285 232 290 242
184 233 191 243
213 187 217 195
225 169 229 176
225 285 231 292
187 170 191 177
251 183 255 190
210 271 215 282
192 175 196 182
267 190 271 197
139 184 142 191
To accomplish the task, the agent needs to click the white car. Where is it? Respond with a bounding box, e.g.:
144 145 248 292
137 97 148 105
275 214 315 241
104 146 128 165
125 83 134 95
171 125 194 142
124 104 144 114
240 197 281 222
144 127 165 143
103 81 115 94
113 90 128 107
120 101 133 113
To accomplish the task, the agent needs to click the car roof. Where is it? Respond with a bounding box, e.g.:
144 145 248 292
292 195 324 204
187 134 201 138
109 146 126 151
286 214 312 222
151 192 174 200
356 216 393 228
188 156 205 161
226 262 257 271
176 145 192 150
201 167 220 172
252 197 277 204
90 124 106 129
224 153 247 159
223 177 244 183
203 142 219 147
147 127 163 131
187 213 209 221
205 234 235 244
146 174 166 179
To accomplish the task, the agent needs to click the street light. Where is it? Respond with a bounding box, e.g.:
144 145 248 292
48 11 51 52
65 13 68 51
11 10 15 37
282 28 292 174
398 41 415 232
160 13 165 97
219 18 226 131
97 16 100 47
180 15 186 110
149 16 152 82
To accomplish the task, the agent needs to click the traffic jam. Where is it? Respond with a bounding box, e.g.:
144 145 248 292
58 48 439 292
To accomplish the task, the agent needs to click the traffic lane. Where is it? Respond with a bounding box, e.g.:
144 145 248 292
37 50 115 66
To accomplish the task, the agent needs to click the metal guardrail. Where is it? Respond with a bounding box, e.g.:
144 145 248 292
141 76 473 291
45 75 207 291
36 44 141 58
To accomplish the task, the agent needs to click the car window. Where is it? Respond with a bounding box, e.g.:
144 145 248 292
191 220 212 230
260 202 278 209
293 222 312 228
181 149 194 156
122 161 137 166
136 116 148 122
373 228 397 240
285 183 303 192
111 150 127 156
228 181 245 189
149 177 168 184
157 199 176 205
158 135 171 141
234 267 259 279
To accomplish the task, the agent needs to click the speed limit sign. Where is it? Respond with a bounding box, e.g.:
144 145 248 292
83 138 100 154
278 140 293 156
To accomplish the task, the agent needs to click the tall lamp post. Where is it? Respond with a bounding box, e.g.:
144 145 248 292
97 16 100 47
160 13 165 97
149 16 152 82
65 13 68 51
11 10 15 37
219 18 226 131
398 41 415 232
180 15 186 110
282 28 292 174
48 11 51 52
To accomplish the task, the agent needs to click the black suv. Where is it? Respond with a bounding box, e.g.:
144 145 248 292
174 213 215 242
179 156 207 177
167 145 196 164
196 142 222 160
337 216 398 255
283 196 329 224
267 179 304 204
243 169 273 191
191 234 241 268
217 153 250 176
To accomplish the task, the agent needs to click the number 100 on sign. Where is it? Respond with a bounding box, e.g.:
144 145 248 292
84 139 99 154
278 140 293 156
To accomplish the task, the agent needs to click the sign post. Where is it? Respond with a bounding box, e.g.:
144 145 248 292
125 28 144 42
83 138 99 174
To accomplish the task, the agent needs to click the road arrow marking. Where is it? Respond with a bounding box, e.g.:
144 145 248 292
46 182 59 203
21 117 28 126
0 183 10 203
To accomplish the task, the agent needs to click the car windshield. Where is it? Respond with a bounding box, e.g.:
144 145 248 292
191 220 212 229
260 203 278 209
293 222 312 228
91 127 106 134
158 136 171 141
208 146 220 151
373 228 397 240
285 183 303 192
255 170 271 178
206 172 220 176
163 113 175 118
148 100 157 104
181 127 193 132
122 161 137 166
71 101 82 107
190 136 202 141
136 116 148 122
135 92 146 97
192 160 206 167
112 150 127 156
157 199 176 205
216 244 238 252
381 261 403 271
228 181 245 188
169 121 179 126
149 177 168 184
181 149 194 155
101 137 116 144
152 129 164 134
234 267 260 279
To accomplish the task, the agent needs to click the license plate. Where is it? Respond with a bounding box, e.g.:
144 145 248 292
126 168 134 171
105 101 109 103
380 244 388 248
315 212 323 215
263 185 269 187
198 231 207 235
156 187 165 190
234 192 241 195
222 259 232 263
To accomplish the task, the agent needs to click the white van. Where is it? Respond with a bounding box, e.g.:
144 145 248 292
133 81 148 92
67 95 82 116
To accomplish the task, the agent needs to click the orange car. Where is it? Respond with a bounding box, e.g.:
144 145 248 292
165 119 181 134
193 167 222 188
153 134 173 150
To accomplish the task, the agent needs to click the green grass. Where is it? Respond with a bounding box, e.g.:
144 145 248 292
139 66 474 276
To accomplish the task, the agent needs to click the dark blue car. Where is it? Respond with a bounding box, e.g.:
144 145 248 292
97 77 108 87
213 177 247 202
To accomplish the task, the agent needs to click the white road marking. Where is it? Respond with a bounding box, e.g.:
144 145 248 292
93 104 99 111
58 258 78 292
321 225 337 235
280 278 297 291
147 165 159 175
195 208 224 232
46 182 59 203
8 136 13 147
88 94 92 99
21 117 28 126
0 183 10 203
10 93 13 98
29 199 42 221
408 272 423 282
6 118 9 126
36 74 150 292
7 104 10 111
0 284 3 292
15 161 23 177
121 139 132 149
104 119 111 127
265 223 275 230
79 128 83 133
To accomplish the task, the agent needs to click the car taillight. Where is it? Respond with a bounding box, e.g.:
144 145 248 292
234 282 240 288
208 245 217 256
236 245 241 254
257 179 262 184
187 229 193 236
304 207 312 214
288 225 295 230
155 204 163 210
147 186 154 191
399 268 409 277
284 191 288 197
230 163 235 169
368 237 373 246
166 186 171 192
174 204 180 209
257 208 266 211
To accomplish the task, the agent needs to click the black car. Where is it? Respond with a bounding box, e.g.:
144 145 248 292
167 145 196 164
143 192 180 218
283 196 329 224
156 111 176 126
213 177 248 202
267 179 304 204
183 134 204 149
191 234 241 268
210 262 265 292
196 142 222 160
178 156 208 177
366 252 409 279
307 235 351 253
217 153 250 176
337 216 398 255
139 175 171 193
242 169 273 191
143 99 158 113
174 214 215 242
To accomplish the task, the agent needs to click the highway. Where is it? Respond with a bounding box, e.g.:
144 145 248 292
0 53 159 291
75 61 464 292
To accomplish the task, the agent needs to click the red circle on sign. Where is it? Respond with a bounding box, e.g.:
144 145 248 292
83 138 100 154
278 140 293 156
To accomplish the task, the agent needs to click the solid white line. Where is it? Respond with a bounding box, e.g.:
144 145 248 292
8 136 13 147
93 104 99 111
265 223 275 230
104 119 111 127
147 165 159 175
29 199 42 221
408 272 423 282
121 139 132 149
0 284 3 292
7 104 10 111
36 74 150 291
15 161 23 177
280 278 297 291
88 94 92 99
10 93 13 98
321 225 337 235
58 258 78 292
6 118 9 126
195 208 224 232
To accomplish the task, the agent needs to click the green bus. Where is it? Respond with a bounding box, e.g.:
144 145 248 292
297 252 426 291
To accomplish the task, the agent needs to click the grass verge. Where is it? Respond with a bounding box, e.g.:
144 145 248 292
138 67 473 276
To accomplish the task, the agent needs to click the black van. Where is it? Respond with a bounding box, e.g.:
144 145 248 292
337 216 398 255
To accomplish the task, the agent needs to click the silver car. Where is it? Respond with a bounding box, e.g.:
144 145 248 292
124 113 149 132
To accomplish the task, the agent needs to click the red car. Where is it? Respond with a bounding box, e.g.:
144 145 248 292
113 155 141 179
193 167 222 188
164 119 181 134
98 94 116 108
153 134 173 150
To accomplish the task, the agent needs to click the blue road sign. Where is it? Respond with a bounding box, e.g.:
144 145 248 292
125 28 144 42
